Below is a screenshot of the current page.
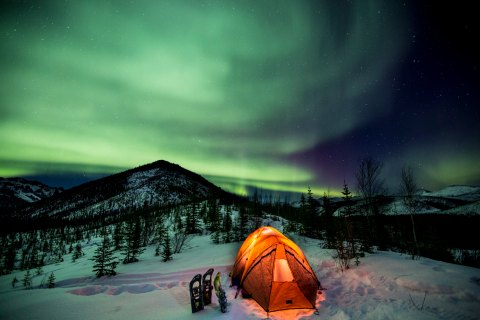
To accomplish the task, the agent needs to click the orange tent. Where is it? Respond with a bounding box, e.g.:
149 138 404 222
231 226 320 313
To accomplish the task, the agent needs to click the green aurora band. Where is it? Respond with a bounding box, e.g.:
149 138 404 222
0 0 432 195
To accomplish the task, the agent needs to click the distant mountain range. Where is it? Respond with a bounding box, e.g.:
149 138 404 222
0 177 63 216
2 161 479 225
2 160 233 224
330 185 480 216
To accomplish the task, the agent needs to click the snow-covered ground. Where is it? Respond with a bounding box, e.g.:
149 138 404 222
421 185 480 202
1 232 479 319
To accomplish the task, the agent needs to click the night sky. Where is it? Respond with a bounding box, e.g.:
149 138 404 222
1 1 479 196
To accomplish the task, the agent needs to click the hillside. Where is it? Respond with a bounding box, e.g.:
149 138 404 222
16 160 232 222
0 177 63 216
331 185 480 216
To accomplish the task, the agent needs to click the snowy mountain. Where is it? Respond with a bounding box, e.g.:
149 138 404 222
17 160 233 222
331 185 480 216
420 185 480 202
1 218 479 320
0 177 63 216
382 185 480 216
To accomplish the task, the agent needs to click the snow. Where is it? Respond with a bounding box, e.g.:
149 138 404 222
1 233 479 320
381 199 441 215
421 185 480 201
127 169 160 189
0 177 61 203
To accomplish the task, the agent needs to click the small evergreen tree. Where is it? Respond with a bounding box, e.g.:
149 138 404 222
303 186 318 237
29 246 38 269
206 199 220 231
91 236 118 277
72 243 83 262
299 193 307 234
3 244 16 273
400 166 420 259
162 234 172 262
154 217 166 257
341 181 356 259
208 200 221 244
322 192 336 249
251 189 263 230
36 265 43 276
11 276 18 288
334 181 358 271
186 202 201 234
222 206 233 243
210 229 221 244
112 223 124 251
236 206 248 241
47 272 56 288
122 217 145 264
22 270 32 289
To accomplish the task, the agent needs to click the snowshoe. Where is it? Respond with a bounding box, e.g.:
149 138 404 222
189 274 204 313
202 268 214 305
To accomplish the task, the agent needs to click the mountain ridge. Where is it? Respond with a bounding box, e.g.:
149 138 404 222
0 177 63 216
14 160 234 223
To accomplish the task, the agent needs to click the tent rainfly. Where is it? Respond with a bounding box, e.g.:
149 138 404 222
231 226 320 313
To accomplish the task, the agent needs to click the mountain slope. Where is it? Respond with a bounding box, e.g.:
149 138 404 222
19 160 230 221
330 185 480 216
0 177 63 216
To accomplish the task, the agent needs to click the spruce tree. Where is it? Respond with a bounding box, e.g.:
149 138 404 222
47 272 56 288
222 207 233 243
341 181 356 258
208 200 221 244
206 199 219 231
36 265 43 276
299 193 307 234
236 206 248 241
185 205 193 233
400 166 420 259
304 186 318 237
251 189 263 230
29 246 38 269
112 223 124 251
162 234 172 262
154 216 166 257
3 245 16 273
334 181 358 271
11 276 18 288
210 227 221 244
122 217 145 264
91 236 118 277
322 192 336 249
72 243 83 262
186 202 200 234
22 270 32 289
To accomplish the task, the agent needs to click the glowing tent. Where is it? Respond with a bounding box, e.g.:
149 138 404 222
231 226 320 313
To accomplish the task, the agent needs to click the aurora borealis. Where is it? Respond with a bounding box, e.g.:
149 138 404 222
1 1 479 196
